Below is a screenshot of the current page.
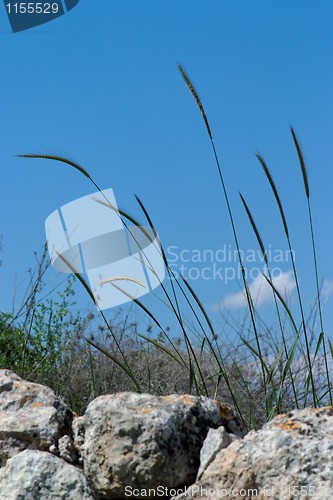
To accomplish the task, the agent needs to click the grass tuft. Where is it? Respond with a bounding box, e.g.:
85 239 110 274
13 66 332 426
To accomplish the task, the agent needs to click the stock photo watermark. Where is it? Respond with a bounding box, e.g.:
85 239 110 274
3 0 80 32
166 245 295 283
45 188 165 311
45 190 295 311
124 484 333 497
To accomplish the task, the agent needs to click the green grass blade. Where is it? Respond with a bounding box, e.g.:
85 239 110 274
179 63 266 413
314 331 324 359
84 336 141 392
290 126 309 199
55 252 140 390
178 64 212 140
268 343 285 383
136 333 184 366
239 192 267 264
262 274 299 335
240 192 299 408
256 152 289 238
291 126 331 404
281 333 299 382
18 154 93 181
240 337 272 379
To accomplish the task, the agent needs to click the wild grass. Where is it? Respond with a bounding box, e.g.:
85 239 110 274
1 66 331 430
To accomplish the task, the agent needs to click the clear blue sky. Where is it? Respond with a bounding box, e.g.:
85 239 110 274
1 1 333 335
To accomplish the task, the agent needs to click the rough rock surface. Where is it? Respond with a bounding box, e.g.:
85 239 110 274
80 392 244 498
0 370 73 466
0 449 95 499
172 406 333 500
2 369 333 500
197 425 238 480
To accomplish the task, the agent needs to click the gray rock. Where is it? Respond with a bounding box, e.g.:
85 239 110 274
0 449 95 499
72 415 85 454
172 406 333 499
0 370 72 466
81 392 244 498
58 434 77 464
197 426 238 480
5 369 333 500
72 415 85 465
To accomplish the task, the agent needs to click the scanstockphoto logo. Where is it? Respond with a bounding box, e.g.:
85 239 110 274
3 0 80 33
45 188 166 311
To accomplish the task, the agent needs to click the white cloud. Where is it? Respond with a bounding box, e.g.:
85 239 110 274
216 270 296 310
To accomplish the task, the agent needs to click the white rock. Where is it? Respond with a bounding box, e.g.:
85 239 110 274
81 392 244 498
172 406 333 499
0 450 95 499
0 370 73 466
197 426 238 479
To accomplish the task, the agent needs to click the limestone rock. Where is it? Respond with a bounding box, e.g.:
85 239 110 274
58 434 77 464
0 370 72 466
197 425 238 480
0 449 95 499
3 369 333 500
81 392 244 498
72 415 85 466
72 415 85 454
172 406 333 499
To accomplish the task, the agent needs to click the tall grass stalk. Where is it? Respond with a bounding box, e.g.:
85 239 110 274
178 64 269 417
99 188 246 414
93 191 208 395
20 154 221 398
133 193 246 416
290 126 332 405
256 151 317 407
239 192 299 412
19 71 331 423
21 150 248 422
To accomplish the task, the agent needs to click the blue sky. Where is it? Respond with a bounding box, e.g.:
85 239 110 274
1 1 333 335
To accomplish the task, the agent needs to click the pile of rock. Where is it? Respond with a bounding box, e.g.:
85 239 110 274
0 369 332 499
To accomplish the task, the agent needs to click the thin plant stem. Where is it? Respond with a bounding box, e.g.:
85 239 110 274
256 151 317 407
239 192 299 411
178 64 268 416
290 126 332 405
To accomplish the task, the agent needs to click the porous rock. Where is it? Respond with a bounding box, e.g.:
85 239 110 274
172 406 333 499
0 449 95 499
81 392 244 498
0 369 72 466
3 369 333 500
58 434 77 464
197 425 238 479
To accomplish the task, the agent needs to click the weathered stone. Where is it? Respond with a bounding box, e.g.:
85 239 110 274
0 450 95 499
172 406 333 499
81 392 244 498
72 415 85 465
8 370 333 500
197 425 238 480
58 434 77 464
72 415 85 452
0 369 72 466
